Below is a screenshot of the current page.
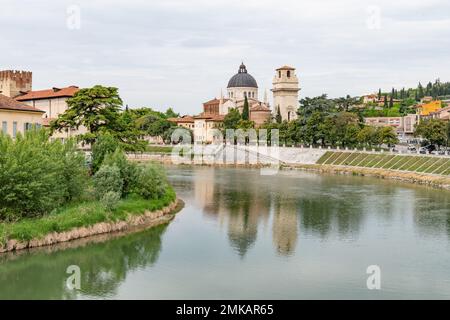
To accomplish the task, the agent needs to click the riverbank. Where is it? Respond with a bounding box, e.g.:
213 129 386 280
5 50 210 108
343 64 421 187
0 190 183 253
129 152 450 190
283 163 450 190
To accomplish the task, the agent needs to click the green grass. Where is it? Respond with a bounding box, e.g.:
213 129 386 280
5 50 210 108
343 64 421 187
341 153 361 165
146 145 173 153
348 153 369 166
315 151 450 176
0 188 176 245
323 152 343 164
423 158 448 174
316 151 334 164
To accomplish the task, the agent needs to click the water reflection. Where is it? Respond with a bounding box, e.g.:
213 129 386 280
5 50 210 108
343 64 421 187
0 224 168 299
170 167 450 258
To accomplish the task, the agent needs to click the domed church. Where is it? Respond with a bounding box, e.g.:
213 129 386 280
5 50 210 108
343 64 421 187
169 62 300 142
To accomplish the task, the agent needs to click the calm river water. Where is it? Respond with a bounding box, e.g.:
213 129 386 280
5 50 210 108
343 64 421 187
1 166 450 299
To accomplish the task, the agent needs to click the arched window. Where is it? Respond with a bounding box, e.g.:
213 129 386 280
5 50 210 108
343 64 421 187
287 70 291 78
278 71 281 78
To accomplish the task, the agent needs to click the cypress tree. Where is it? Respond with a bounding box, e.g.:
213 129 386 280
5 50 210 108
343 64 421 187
276 106 282 124
378 88 382 100
389 95 394 108
384 94 388 108
242 95 249 120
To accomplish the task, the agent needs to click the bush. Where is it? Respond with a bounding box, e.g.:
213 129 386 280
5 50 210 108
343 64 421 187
133 163 169 200
93 165 123 200
102 148 139 196
0 129 89 221
100 191 121 212
91 133 119 173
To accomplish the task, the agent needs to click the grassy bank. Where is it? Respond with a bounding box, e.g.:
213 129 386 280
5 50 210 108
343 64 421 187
146 145 173 153
317 151 450 175
285 163 450 190
0 188 176 245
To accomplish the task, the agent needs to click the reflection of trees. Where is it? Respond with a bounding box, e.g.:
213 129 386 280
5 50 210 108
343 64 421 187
412 188 450 239
272 196 298 256
0 224 168 299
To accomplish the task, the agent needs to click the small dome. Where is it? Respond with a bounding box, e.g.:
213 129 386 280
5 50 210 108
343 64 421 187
227 63 258 88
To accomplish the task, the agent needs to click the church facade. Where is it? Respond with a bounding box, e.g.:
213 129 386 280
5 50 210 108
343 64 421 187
169 62 300 142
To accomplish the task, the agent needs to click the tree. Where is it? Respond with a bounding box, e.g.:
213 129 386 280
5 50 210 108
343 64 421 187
376 126 399 146
418 82 424 99
275 106 282 124
378 88 382 101
383 94 388 108
389 95 394 108
242 96 249 121
223 108 242 129
357 126 378 147
51 85 123 145
414 119 447 147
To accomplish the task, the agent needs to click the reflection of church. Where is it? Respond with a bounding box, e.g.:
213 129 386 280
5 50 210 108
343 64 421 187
169 62 300 142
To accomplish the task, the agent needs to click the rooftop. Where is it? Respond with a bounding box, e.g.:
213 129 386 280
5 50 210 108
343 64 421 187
15 86 79 101
0 94 45 113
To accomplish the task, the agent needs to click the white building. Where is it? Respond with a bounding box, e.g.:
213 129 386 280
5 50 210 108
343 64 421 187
272 66 300 121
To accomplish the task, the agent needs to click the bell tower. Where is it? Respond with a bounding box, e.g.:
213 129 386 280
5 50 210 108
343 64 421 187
0 70 32 98
271 66 299 122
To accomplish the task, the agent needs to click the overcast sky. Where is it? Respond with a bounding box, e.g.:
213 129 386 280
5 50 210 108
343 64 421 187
1 0 450 115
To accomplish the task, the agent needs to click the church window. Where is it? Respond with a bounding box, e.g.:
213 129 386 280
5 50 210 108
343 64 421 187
287 70 291 78
278 71 281 78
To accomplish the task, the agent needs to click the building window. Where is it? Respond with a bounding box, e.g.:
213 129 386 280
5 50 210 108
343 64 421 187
2 121 7 134
278 71 281 78
287 70 291 78
13 122 17 138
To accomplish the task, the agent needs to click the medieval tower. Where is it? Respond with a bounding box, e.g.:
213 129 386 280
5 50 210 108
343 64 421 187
0 70 32 98
271 66 299 121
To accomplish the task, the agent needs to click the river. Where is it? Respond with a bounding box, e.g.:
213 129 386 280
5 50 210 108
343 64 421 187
1 166 450 299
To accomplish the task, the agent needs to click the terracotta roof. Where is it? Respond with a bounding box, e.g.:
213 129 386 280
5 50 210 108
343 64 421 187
203 98 229 105
15 86 79 101
193 113 225 121
168 115 194 123
276 65 295 70
250 103 271 112
0 94 45 113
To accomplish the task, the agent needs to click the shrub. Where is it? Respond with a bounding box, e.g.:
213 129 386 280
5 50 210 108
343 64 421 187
133 163 169 200
100 191 121 212
60 139 90 202
93 165 123 200
91 133 119 173
102 148 139 196
0 129 88 221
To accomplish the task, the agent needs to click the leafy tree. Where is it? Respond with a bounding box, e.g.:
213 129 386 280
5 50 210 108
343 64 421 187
242 96 250 120
51 85 123 145
0 129 88 220
133 163 170 200
376 126 399 146
91 133 119 173
223 108 241 129
357 126 378 147
414 119 447 146
93 165 123 200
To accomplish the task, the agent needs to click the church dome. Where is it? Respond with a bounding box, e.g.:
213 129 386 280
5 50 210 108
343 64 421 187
227 63 258 88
